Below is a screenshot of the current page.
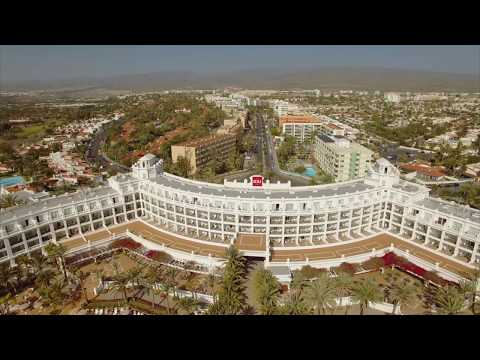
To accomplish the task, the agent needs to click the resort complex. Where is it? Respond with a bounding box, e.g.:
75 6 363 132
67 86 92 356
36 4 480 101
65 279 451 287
2 43 480 315
1 154 479 289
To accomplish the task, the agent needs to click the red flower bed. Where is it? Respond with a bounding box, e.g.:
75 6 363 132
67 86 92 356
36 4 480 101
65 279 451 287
144 250 173 263
381 252 452 285
111 238 141 250
338 262 358 275
145 250 159 259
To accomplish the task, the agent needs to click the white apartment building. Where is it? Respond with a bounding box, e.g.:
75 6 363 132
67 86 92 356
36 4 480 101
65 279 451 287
280 115 346 143
384 92 402 103
1 155 479 283
271 100 298 117
313 134 374 182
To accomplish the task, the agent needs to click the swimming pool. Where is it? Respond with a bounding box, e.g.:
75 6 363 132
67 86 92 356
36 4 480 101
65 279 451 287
0 176 26 187
303 167 317 177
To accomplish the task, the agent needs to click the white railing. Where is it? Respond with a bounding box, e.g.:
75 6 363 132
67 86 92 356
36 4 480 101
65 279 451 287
335 296 401 315
268 245 468 283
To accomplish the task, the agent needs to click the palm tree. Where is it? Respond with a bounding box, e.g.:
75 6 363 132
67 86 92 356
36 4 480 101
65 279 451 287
333 271 354 315
460 265 480 315
0 194 25 209
159 281 174 314
435 286 466 315
38 280 65 310
388 280 417 315
351 278 383 315
0 263 19 295
109 272 131 306
225 245 246 272
15 254 33 281
35 268 57 289
0 293 14 315
304 273 337 315
144 267 162 310
71 268 90 303
177 296 200 315
165 267 179 298
31 252 49 275
44 243 68 281
281 290 309 315
253 268 281 315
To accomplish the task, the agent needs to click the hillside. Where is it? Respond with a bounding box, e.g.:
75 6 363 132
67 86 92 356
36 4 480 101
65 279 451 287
3 67 479 93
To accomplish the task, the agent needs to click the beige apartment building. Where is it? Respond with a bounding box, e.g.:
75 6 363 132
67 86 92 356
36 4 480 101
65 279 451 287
314 134 373 182
171 134 236 174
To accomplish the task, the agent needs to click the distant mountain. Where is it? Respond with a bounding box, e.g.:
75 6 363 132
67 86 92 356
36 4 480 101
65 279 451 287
3 67 479 92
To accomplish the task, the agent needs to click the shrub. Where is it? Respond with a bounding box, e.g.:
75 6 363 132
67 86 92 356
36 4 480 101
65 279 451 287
423 271 448 286
110 238 141 250
145 250 173 263
297 265 327 279
362 257 385 271
294 165 306 174
336 262 359 275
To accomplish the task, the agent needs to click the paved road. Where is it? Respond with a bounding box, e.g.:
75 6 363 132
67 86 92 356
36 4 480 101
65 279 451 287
255 113 311 186
85 118 130 174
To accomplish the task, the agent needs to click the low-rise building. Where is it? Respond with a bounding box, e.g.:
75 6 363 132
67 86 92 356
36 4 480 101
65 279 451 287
399 163 447 182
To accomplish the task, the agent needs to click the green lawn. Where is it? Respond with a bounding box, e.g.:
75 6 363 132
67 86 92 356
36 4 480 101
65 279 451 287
20 125 46 138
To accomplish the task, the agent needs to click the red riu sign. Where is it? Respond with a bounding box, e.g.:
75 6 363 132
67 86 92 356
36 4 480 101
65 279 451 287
252 175 264 187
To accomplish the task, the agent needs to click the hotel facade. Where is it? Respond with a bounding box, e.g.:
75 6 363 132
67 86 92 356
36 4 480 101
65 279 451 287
1 155 479 282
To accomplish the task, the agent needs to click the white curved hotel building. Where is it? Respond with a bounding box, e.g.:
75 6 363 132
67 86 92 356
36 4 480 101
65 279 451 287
1 154 479 281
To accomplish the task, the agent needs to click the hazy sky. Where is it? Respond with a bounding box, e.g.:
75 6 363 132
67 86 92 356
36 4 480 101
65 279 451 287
1 45 479 83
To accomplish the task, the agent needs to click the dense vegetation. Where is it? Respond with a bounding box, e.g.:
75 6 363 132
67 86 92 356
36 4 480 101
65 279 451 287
103 94 227 168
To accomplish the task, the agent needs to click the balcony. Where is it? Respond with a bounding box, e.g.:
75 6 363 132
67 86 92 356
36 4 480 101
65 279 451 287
299 226 311 234
270 217 283 225
197 211 208 220
425 239 440 250
270 228 283 235
254 227 266 234
299 216 312 224
443 233 458 245
440 245 455 257
455 250 472 263
285 216 298 224
414 234 426 244
223 225 236 232
221 215 233 223
254 217 267 224
327 224 337 232
210 213 222 221
210 223 222 231
314 215 325 223
327 214 338 222
460 239 475 251
239 216 252 224
416 224 427 233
